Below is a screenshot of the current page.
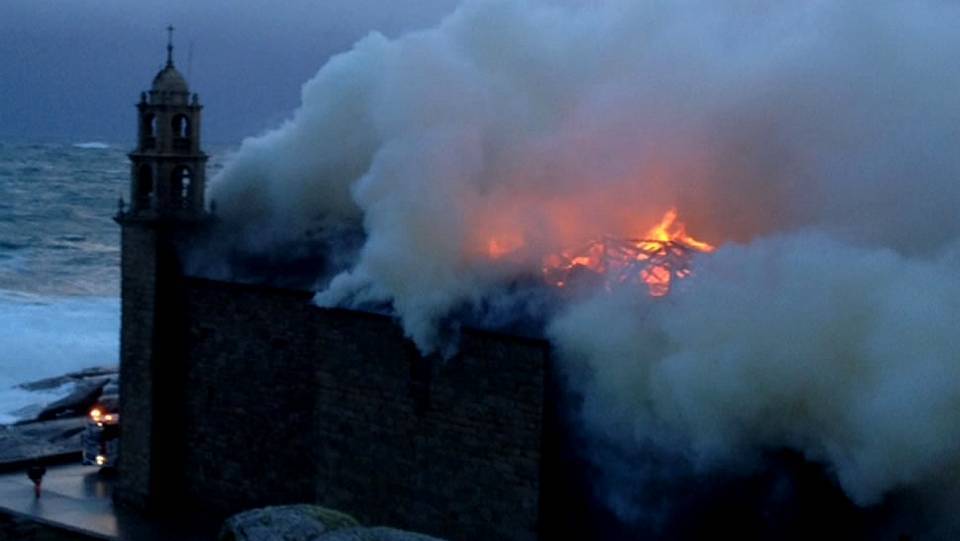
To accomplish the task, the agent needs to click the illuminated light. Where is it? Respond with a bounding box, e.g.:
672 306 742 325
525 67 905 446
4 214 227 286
103 415 114 422
90 408 102 421
95 455 107 466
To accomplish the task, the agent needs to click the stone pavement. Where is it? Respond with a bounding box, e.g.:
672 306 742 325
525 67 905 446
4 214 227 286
0 464 219 540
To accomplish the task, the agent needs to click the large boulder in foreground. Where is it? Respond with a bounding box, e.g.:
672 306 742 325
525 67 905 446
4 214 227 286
219 505 358 541
219 506 447 541
318 527 446 541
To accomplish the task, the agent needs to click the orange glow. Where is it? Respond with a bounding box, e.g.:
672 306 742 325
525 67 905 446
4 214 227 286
542 208 714 296
90 408 102 421
486 234 525 259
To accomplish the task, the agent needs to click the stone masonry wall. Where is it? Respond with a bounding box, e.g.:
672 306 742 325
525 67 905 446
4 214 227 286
178 278 549 541
115 224 157 508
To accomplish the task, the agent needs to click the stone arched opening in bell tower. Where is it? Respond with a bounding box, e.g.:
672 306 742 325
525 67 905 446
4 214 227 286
171 165 193 208
172 114 191 137
140 113 157 150
135 164 155 210
172 114 191 151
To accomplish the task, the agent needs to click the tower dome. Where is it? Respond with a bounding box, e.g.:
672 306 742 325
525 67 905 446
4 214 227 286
152 65 189 94
148 25 191 105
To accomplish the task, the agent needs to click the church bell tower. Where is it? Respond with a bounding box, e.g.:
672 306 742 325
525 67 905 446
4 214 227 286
126 25 208 218
114 26 209 511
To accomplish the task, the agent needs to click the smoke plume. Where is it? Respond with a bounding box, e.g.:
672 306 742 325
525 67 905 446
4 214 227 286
210 0 960 532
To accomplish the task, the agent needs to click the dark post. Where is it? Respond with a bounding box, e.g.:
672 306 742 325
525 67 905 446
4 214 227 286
26 461 46 499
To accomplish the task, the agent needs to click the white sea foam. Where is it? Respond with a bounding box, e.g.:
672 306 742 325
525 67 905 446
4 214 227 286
72 142 110 150
0 289 118 422
0 383 76 425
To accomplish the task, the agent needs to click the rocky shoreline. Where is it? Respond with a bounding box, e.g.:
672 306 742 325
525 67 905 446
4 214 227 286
0 367 117 468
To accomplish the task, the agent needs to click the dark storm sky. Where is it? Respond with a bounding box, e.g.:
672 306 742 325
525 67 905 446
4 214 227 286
0 0 462 144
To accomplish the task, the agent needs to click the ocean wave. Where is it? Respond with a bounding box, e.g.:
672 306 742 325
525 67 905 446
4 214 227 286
0 382 76 425
0 240 28 251
0 290 118 396
72 142 110 150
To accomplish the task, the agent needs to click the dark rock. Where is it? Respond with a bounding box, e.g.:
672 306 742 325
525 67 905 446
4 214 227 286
66 366 118 379
35 378 109 421
0 417 86 463
4 366 119 427
319 527 448 541
18 366 117 392
17 376 74 392
218 505 448 541
219 505 359 541
9 403 45 422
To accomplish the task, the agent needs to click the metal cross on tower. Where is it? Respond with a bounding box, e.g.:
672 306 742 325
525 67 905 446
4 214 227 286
166 25 175 67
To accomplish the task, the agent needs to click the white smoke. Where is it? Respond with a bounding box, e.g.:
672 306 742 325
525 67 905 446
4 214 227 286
550 234 960 505
209 0 960 526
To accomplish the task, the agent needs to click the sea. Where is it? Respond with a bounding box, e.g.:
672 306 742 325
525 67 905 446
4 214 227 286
0 140 226 423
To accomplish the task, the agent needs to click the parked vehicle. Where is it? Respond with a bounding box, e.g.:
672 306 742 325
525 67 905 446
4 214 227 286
82 381 119 468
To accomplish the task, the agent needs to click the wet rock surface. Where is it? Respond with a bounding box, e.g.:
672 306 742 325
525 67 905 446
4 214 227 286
220 505 448 541
0 418 86 464
0 367 117 466
220 505 359 541
34 378 109 422
319 527 447 541
18 367 117 423
17 367 117 393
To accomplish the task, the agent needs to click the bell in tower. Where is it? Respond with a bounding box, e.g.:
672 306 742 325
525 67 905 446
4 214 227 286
125 25 208 220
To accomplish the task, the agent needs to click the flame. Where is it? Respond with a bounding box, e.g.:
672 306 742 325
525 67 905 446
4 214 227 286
640 207 714 253
543 208 713 296
476 203 713 296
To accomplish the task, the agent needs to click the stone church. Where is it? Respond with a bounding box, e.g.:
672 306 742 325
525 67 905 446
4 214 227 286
113 32 563 541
